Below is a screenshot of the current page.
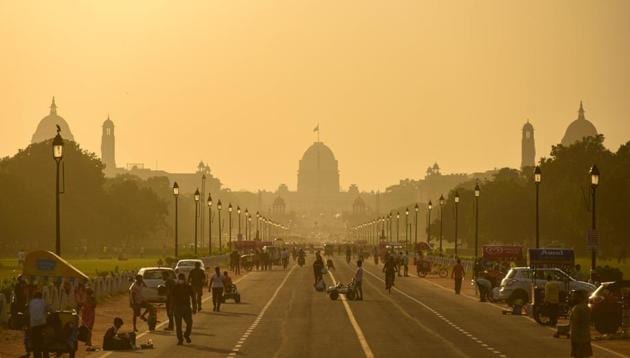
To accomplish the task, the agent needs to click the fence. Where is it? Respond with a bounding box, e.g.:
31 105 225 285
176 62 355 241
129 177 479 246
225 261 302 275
425 255 474 273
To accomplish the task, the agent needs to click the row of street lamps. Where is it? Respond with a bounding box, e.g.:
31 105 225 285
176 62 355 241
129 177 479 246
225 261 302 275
171 182 288 257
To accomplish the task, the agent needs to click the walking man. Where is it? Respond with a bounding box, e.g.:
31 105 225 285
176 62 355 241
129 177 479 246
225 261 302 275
173 273 193 345
162 271 176 330
402 251 409 277
129 275 148 332
354 260 364 301
452 258 465 295
188 262 206 313
209 266 225 312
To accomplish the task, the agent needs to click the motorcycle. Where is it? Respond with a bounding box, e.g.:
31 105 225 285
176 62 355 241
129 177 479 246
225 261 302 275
385 271 395 293
327 279 356 301
532 287 571 326
417 260 448 278
297 256 305 267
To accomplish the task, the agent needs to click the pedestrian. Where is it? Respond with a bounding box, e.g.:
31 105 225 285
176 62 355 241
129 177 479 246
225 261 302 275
80 288 96 347
544 275 560 326
29 291 49 358
162 271 176 331
188 261 206 313
173 273 193 345
452 258 465 295
129 275 148 332
354 260 364 301
397 252 403 277
476 272 492 302
574 264 586 282
13 275 28 315
208 266 225 312
570 290 593 357
313 251 324 285
402 251 409 277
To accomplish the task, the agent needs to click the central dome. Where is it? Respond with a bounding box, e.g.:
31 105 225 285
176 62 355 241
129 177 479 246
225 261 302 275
31 97 75 144
561 102 598 147
298 141 340 195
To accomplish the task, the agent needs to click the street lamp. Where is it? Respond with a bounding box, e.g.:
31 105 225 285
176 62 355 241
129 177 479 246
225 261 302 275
534 166 542 248
256 211 260 240
217 200 223 253
237 206 242 239
439 194 445 255
173 182 179 257
405 208 409 244
590 165 600 273
414 204 419 249
194 189 200 255
207 194 213 256
244 208 249 240
474 183 480 266
396 211 400 243
53 127 64 255
228 203 233 250
427 201 433 246
454 191 460 257
248 214 252 241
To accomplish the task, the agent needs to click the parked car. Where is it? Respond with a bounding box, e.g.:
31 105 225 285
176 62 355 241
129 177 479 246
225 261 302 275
137 267 175 303
498 267 596 305
174 259 205 280
589 280 630 334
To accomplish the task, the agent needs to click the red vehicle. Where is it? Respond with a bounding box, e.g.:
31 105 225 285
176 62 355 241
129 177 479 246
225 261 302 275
589 280 630 334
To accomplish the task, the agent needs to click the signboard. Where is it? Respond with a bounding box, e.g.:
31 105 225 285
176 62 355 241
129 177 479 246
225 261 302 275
482 246 524 261
588 230 599 248
528 248 575 266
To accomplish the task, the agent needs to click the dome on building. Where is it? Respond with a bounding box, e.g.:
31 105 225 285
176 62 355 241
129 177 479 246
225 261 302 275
31 97 75 144
297 141 340 195
561 102 598 147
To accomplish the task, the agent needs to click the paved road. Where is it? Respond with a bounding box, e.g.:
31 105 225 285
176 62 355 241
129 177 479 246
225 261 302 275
99 256 626 358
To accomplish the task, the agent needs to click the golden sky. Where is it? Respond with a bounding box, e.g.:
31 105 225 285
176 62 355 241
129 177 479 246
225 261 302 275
1 0 629 191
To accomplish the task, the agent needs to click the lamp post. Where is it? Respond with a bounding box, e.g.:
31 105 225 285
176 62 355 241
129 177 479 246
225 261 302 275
414 204 419 249
256 211 260 240
396 211 400 243
207 194 213 256
201 174 206 249
427 201 433 246
380 217 385 239
474 183 480 265
454 191 460 257
237 206 242 240
173 182 179 257
590 165 600 272
389 213 393 242
534 166 542 248
439 194 445 255
217 200 223 253
244 209 249 240
405 208 409 244
248 214 252 241
52 128 64 255
194 189 200 255
228 204 233 250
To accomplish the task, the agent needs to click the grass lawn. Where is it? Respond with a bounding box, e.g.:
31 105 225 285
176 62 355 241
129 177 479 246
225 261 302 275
0 256 163 281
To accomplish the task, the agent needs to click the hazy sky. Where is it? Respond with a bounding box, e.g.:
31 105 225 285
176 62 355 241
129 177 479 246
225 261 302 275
1 1 629 192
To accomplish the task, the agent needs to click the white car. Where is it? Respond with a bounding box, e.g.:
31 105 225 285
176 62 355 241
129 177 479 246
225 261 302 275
174 259 205 280
137 267 175 303
499 267 596 305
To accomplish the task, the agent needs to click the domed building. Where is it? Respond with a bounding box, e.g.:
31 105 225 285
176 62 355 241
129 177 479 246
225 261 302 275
561 101 598 147
297 141 340 195
31 97 75 143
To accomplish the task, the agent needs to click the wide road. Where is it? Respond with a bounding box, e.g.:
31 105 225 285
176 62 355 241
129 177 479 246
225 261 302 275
100 255 626 358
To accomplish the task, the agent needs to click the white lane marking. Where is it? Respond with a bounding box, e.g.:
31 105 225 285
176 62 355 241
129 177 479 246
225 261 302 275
327 271 375 358
363 268 505 356
225 265 297 357
97 273 248 358
417 274 629 358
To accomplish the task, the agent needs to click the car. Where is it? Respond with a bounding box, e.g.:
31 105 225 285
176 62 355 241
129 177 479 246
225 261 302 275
174 259 205 280
498 267 596 305
137 267 175 303
588 280 630 334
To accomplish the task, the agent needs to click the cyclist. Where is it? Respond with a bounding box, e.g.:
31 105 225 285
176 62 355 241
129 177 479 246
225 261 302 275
382 256 398 291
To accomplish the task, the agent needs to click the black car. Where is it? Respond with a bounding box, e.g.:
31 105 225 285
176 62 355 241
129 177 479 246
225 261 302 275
588 280 630 334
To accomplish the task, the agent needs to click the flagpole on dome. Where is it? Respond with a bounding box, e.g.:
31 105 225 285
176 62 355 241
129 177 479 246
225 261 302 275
313 123 320 143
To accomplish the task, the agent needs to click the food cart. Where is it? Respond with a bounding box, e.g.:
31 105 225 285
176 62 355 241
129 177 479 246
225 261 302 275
479 245 525 286
22 250 89 357
528 248 575 325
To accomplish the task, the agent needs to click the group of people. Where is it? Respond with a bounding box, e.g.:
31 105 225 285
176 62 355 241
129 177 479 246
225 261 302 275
128 263 235 347
12 275 98 357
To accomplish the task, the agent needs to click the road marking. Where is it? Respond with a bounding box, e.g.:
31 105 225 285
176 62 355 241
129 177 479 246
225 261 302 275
327 271 375 358
363 268 505 356
97 273 248 358
225 265 297 358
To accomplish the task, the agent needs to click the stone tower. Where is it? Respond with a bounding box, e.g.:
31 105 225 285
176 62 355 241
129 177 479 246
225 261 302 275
101 115 116 171
521 120 535 169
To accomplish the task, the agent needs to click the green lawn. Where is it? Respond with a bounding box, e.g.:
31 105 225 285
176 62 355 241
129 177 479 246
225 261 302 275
0 257 163 281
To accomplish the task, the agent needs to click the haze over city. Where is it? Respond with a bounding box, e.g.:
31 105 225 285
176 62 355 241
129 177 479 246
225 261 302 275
2 0 630 191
